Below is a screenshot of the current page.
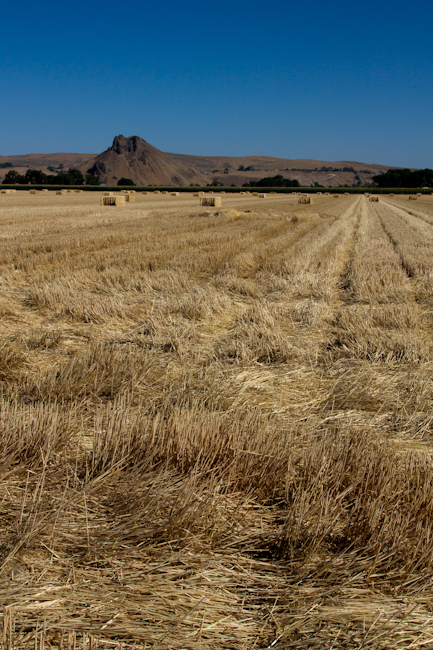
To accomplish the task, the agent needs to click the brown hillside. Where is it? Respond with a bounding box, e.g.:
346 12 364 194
81 135 203 186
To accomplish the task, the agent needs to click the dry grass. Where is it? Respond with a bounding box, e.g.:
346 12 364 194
1 192 433 648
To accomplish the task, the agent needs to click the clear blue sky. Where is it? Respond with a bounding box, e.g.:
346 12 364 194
1 0 432 168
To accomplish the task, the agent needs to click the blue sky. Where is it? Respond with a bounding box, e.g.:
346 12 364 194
1 0 432 167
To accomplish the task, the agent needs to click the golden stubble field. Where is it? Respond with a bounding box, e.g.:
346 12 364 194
2 190 433 649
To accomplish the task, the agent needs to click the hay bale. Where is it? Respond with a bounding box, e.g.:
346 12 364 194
170 192 180 196
220 191 226 194
258 193 267 198
41 189 49 192
324 192 330 195
29 189 40 194
198 192 204 196
0 189 12 194
142 191 149 195
409 195 417 200
333 194 340 199
154 190 160 194
200 197 221 207
389 193 395 196
369 196 379 202
161 191 168 195
56 190 67 195
317 192 322 195
298 196 313 204
74 189 84 193
101 195 126 206
103 192 114 196
193 193 199 196
344 192 349 195
125 193 136 202
416 193 422 196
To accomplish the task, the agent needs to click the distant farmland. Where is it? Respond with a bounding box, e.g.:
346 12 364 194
2 190 433 649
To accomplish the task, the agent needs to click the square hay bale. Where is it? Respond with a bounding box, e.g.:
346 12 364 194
416 193 422 196
298 196 313 204
125 193 136 202
103 192 114 196
74 189 84 193
0 189 12 194
409 195 417 200
41 188 49 192
170 192 180 196
270 191 277 194
193 193 199 196
258 193 267 198
344 192 350 195
56 190 67 195
154 190 160 194
252 192 258 196
389 193 395 196
142 191 149 195
198 191 204 196
10 189 17 193
101 195 126 206
161 191 168 195
200 196 221 207
29 189 40 194
317 192 322 195
369 196 379 202
220 191 226 194
333 194 340 199
324 192 330 195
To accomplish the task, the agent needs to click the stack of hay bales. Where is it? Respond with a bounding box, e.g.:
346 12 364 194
0 189 12 194
101 195 126 206
258 193 267 198
369 196 379 202
409 195 417 200
200 196 221 207
299 196 313 204
125 193 135 202
29 189 40 194
56 190 67 195
170 192 180 196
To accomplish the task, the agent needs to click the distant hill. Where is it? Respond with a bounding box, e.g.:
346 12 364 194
1 136 400 187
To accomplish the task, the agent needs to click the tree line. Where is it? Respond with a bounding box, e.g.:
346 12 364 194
373 168 433 188
2 169 100 185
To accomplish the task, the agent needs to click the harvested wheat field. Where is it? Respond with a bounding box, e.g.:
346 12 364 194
2 190 433 648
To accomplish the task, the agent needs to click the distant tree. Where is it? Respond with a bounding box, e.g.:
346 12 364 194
238 165 245 171
85 174 100 186
24 169 46 184
373 168 433 188
117 178 135 186
3 170 25 184
0 162 13 169
247 175 300 188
